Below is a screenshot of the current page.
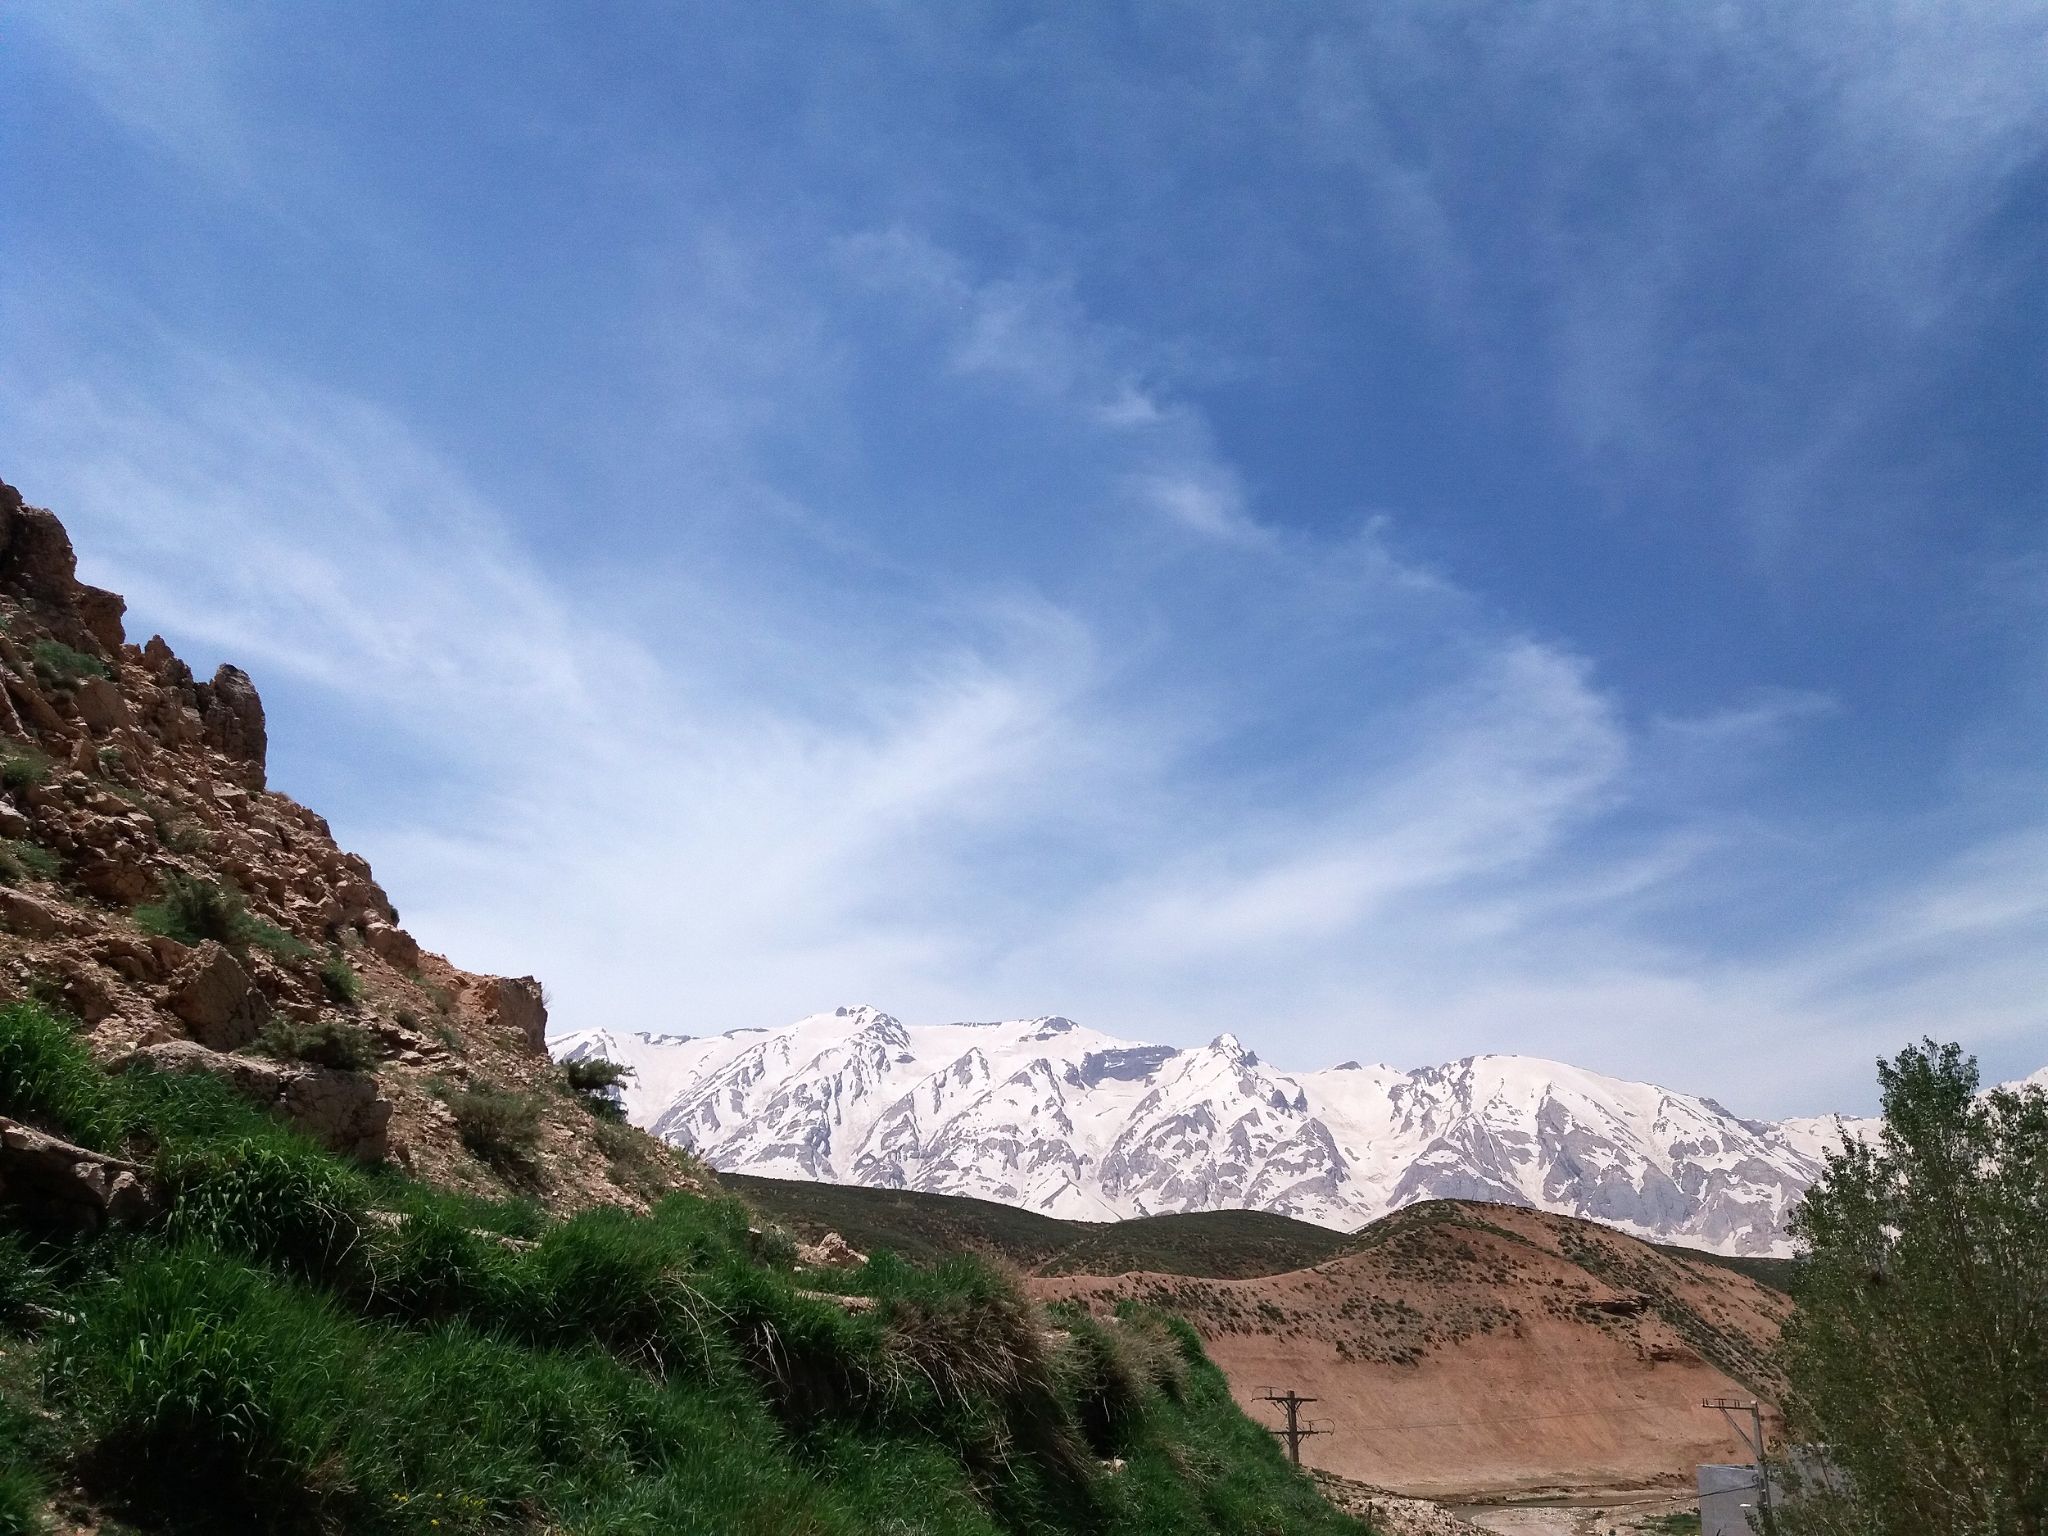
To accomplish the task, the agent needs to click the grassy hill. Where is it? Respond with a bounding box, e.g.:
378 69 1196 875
721 1171 1793 1290
720 1173 1358 1279
0 1001 1369 1536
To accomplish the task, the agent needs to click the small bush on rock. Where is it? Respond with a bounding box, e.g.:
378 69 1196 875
252 1015 377 1072
136 871 248 947
0 743 51 790
318 950 362 1008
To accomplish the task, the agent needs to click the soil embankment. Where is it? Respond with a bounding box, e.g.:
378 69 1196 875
1034 1200 1787 1499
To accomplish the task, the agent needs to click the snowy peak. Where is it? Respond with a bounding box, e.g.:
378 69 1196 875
563 1008 2044 1257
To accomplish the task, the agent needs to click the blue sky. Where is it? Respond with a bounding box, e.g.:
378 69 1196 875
3 2 2042 1112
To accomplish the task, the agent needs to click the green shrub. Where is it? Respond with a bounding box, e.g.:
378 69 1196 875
446 1086 544 1179
28 639 109 686
562 1055 634 1121
516 1206 728 1376
253 1015 377 1072
135 871 248 947
0 840 59 886
318 950 362 1007
0 999 125 1148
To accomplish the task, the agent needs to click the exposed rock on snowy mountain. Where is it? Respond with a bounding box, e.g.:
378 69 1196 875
554 1005 1999 1256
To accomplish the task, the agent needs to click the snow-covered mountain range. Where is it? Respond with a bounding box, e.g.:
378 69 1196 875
554 1007 2031 1257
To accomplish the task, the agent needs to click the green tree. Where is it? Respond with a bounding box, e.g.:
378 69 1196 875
1768 1040 2047 1536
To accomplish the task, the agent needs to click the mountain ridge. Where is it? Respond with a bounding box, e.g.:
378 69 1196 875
556 1003 1957 1256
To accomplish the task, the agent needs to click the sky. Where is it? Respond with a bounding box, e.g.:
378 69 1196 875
2 2 2043 1114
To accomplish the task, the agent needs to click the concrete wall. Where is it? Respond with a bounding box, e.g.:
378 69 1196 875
1698 1463 1767 1536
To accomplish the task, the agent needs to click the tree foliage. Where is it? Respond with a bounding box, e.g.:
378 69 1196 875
1770 1040 2047 1536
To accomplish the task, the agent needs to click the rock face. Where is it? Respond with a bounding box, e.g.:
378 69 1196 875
166 941 266 1049
557 1007 1917 1257
479 975 548 1055
0 1115 159 1230
0 475 695 1213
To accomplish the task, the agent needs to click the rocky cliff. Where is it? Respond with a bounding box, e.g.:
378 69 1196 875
0 477 693 1212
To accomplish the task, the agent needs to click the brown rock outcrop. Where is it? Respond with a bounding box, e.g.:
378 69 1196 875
128 1039 393 1162
0 475 695 1212
197 663 266 786
0 1115 160 1230
479 975 549 1055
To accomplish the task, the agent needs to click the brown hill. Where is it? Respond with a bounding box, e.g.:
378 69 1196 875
1033 1199 1791 1501
0 478 695 1212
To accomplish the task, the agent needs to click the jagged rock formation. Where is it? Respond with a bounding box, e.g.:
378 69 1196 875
559 1005 1911 1256
0 477 693 1211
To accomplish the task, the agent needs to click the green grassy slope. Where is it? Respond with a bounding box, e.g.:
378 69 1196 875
720 1173 1357 1279
0 1002 1369 1536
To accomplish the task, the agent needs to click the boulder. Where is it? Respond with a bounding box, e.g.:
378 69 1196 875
0 886 88 939
165 940 267 1049
480 975 548 1055
0 1116 159 1230
794 1230 868 1269
47 959 118 1024
362 919 420 970
72 675 128 733
92 933 164 983
126 1039 392 1162
74 845 155 904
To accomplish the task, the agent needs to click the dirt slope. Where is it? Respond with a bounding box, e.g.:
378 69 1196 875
0 477 695 1212
1034 1199 1789 1499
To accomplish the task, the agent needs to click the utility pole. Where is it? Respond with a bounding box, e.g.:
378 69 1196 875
1704 1397 1772 1525
1254 1388 1328 1465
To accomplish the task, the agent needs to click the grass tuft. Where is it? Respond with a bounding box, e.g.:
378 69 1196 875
244 917 314 962
0 839 60 886
0 741 52 791
29 639 109 686
0 999 127 1148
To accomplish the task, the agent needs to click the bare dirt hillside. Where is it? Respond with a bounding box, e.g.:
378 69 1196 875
1034 1199 1790 1500
0 478 696 1214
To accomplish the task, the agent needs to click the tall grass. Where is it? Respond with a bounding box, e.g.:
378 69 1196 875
0 999 127 1147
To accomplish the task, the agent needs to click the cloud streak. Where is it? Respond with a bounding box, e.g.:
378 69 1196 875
2 3 2040 1116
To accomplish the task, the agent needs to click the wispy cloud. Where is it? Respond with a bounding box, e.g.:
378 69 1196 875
3 2 2040 1117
